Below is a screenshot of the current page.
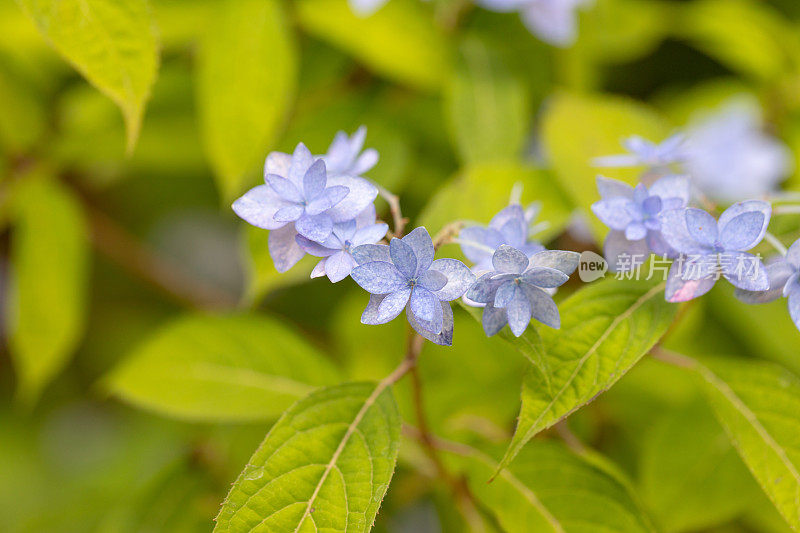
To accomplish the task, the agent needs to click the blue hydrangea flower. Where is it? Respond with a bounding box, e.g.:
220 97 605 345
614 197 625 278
736 238 800 332
476 0 592 47
232 142 378 272
321 126 379 178
592 175 689 270
684 100 791 202
350 227 476 346
465 245 579 337
593 133 686 169
295 205 388 283
460 203 544 273
659 201 771 302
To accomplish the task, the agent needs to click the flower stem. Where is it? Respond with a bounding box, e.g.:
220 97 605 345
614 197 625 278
764 231 788 256
433 220 467 250
374 184 407 238
774 205 800 215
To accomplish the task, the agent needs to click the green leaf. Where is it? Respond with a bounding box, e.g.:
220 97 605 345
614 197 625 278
215 382 401 532
454 440 656 532
445 37 530 165
419 163 572 245
197 0 296 201
105 314 341 422
498 278 676 474
540 92 668 240
679 355 800 530
296 0 452 91
640 398 759 532
7 175 89 405
675 0 800 82
16 0 159 152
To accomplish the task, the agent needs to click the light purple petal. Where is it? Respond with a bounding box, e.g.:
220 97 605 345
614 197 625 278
459 226 495 264
489 204 525 231
719 211 769 251
647 230 675 257
264 151 291 180
596 175 635 199
648 174 690 205
482 303 508 336
266 174 303 203
625 222 647 241
429 258 476 301
521 266 569 288
520 0 578 46
592 198 634 231
494 281 518 308
351 261 407 294
326 176 379 223
310 259 327 279
466 273 503 304
528 250 580 275
788 290 800 332
303 159 327 199
499 218 526 248
361 293 387 325
522 283 560 329
678 254 719 281
419 269 447 292
665 261 717 302
355 204 377 227
408 301 453 346
603 230 649 272
492 245 529 274
296 212 333 242
506 291 532 337
402 227 435 275
305 185 349 215
786 239 800 269
720 252 768 291
352 243 390 265
232 185 287 230
375 288 412 323
332 219 357 243
274 203 304 222
295 235 337 257
390 238 417 279
288 143 314 187
735 260 794 304
325 251 357 282
592 154 641 168
659 208 703 254
353 223 388 246
685 208 718 248
785 273 800 298
410 287 444 334
268 224 306 273
353 148 379 175
718 200 772 235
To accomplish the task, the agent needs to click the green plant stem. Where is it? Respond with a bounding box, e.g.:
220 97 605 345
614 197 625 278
764 231 788 256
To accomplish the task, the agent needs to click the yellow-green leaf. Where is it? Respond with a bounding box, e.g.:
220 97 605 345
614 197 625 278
296 0 452 91
105 314 340 422
680 355 800 530
16 0 159 152
498 278 675 474
215 382 400 532
197 0 296 201
7 175 89 404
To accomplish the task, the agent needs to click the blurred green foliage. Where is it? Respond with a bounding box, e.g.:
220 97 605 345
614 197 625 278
2 0 800 531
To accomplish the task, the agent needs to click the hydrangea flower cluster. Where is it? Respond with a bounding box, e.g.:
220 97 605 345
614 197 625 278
233 131 381 273
476 0 593 46
594 98 792 202
659 201 771 301
466 245 579 336
459 202 544 273
233 129 583 344
592 175 689 270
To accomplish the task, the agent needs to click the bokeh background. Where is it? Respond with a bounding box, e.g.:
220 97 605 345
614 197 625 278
2 0 800 531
